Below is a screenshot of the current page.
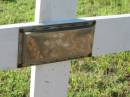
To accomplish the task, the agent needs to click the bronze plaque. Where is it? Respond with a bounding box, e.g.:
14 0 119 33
18 21 96 67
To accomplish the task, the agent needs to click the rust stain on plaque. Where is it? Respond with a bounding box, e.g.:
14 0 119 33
18 21 96 66
27 36 44 61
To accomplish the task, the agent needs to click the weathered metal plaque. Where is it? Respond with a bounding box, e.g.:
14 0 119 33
18 21 96 67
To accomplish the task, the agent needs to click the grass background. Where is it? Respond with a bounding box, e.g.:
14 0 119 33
0 0 130 97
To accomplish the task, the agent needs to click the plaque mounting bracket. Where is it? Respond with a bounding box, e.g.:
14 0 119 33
18 20 96 67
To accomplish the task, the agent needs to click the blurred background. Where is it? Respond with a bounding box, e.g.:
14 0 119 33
0 0 130 97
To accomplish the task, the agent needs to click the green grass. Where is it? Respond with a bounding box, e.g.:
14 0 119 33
0 0 35 25
69 52 130 97
0 68 30 97
0 0 130 97
77 0 130 17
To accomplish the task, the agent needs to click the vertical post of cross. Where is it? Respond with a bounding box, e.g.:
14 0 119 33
30 0 77 97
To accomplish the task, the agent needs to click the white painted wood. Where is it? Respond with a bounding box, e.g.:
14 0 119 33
81 15 130 56
35 0 77 23
30 0 77 97
0 22 41 70
93 17 130 56
0 27 19 70
0 14 130 71
30 62 70 97
0 22 40 29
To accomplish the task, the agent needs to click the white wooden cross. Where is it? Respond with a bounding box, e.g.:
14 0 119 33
0 0 130 97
